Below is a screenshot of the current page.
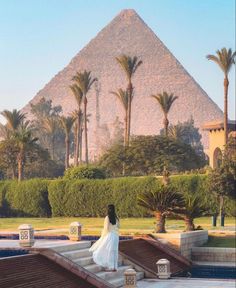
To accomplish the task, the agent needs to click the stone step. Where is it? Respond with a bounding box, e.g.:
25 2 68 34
74 255 123 267
96 265 132 281
84 263 103 273
62 248 92 259
74 256 94 266
52 241 91 253
109 271 144 288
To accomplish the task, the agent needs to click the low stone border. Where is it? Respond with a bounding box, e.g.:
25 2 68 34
192 247 236 263
154 230 208 259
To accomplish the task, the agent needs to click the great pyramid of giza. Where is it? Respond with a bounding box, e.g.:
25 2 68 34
22 9 223 160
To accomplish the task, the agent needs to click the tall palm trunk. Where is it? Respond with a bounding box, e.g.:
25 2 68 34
224 77 229 146
65 134 70 169
78 110 82 165
74 114 81 166
163 115 169 137
17 149 24 182
124 110 128 146
127 81 133 146
74 124 78 166
219 195 224 225
184 216 195 231
51 135 55 161
84 96 89 165
155 211 166 233
79 127 83 164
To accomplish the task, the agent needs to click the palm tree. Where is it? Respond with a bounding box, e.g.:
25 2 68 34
60 116 75 169
151 92 178 136
0 109 25 134
72 71 97 165
14 122 38 181
138 185 185 233
116 55 142 146
168 125 184 141
41 116 58 160
110 88 129 146
70 84 83 166
206 48 236 145
178 193 207 231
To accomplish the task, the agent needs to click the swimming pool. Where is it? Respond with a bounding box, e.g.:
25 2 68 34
190 265 236 279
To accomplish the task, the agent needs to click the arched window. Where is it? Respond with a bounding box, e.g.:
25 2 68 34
213 147 222 168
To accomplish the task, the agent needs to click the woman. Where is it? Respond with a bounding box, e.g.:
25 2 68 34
89 204 119 271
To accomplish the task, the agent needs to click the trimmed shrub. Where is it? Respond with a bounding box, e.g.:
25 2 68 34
64 166 107 180
0 180 11 217
0 175 211 218
5 179 51 217
170 174 207 195
48 177 158 217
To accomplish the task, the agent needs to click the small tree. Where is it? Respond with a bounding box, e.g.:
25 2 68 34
13 122 38 181
151 92 178 136
179 193 207 231
60 116 75 169
72 71 97 165
208 165 236 220
138 185 185 233
116 55 142 146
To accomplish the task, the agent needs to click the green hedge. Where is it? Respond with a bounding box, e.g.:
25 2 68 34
0 181 11 217
0 174 215 218
64 166 107 180
48 177 158 217
0 179 51 217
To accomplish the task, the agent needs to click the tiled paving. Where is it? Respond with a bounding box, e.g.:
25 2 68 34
137 278 236 288
0 239 76 248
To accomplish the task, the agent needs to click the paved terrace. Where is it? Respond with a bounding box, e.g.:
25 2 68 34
0 239 235 288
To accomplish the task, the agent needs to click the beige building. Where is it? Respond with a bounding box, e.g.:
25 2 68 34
203 120 236 168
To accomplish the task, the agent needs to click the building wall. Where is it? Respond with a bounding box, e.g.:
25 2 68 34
208 129 225 168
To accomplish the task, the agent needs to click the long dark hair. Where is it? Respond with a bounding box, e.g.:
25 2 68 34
107 204 118 225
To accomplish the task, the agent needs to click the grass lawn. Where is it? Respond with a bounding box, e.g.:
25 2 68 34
0 217 235 236
203 235 236 248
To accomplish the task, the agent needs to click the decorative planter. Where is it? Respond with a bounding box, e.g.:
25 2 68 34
69 222 82 241
18 224 35 247
156 258 171 279
124 268 137 287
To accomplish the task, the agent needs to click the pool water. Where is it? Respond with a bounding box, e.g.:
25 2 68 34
191 265 236 279
0 249 28 258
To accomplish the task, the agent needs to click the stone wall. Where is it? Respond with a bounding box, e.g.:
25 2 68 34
191 247 236 263
155 230 208 259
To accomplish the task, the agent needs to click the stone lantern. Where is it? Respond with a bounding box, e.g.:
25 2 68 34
156 258 171 279
69 222 82 241
18 224 35 247
124 268 137 288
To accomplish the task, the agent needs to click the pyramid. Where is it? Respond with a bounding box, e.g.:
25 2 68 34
22 9 223 160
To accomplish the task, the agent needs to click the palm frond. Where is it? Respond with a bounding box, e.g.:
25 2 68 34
116 54 142 81
151 92 178 114
207 47 236 76
110 88 129 111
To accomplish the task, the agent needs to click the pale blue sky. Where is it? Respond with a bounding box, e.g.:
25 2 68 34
0 0 235 124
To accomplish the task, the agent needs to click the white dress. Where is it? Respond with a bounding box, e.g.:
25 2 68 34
89 216 119 270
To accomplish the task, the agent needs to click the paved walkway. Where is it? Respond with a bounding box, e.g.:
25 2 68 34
137 278 235 287
0 239 75 248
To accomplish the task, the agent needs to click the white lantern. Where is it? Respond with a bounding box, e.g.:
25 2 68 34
69 222 82 241
18 224 35 247
124 268 137 288
156 258 171 279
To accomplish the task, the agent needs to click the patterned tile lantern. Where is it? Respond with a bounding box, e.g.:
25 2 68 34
156 258 171 279
69 222 82 241
124 268 137 288
18 224 35 247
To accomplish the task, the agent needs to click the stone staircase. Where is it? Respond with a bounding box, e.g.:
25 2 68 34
52 241 144 287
